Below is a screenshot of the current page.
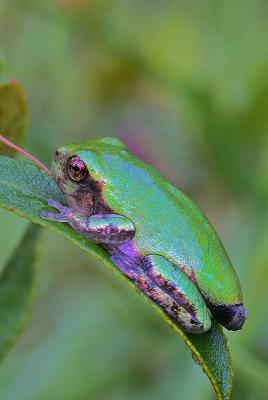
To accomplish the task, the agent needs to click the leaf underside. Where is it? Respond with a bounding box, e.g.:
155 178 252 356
0 156 233 399
0 223 42 362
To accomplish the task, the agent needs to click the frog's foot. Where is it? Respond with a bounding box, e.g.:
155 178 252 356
210 303 248 331
40 198 73 223
141 255 211 333
111 251 211 333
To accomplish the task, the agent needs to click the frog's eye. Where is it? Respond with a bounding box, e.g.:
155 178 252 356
67 156 88 182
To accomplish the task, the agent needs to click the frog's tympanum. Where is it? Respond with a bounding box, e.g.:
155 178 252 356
41 137 247 333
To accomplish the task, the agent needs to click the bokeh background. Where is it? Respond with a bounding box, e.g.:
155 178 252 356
0 1 268 399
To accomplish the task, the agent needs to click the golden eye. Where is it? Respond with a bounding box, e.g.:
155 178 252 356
67 156 88 182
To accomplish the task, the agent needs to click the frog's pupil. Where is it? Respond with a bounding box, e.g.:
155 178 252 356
68 156 88 181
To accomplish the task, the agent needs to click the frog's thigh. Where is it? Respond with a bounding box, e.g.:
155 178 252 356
143 254 211 333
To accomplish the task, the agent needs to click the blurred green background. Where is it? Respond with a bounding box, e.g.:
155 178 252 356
0 1 268 399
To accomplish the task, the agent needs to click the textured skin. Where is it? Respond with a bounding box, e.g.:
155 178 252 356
143 254 211 331
42 137 247 332
41 199 211 332
111 251 211 333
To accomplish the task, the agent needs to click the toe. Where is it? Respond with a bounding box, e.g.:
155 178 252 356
48 198 64 210
211 303 248 330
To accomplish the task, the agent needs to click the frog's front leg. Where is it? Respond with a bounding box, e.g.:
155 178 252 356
40 199 135 245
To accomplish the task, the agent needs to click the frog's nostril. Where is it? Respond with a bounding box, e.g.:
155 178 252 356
54 147 68 163
54 151 65 164
54 151 60 160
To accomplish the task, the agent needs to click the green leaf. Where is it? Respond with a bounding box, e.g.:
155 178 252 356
0 223 42 361
0 79 28 157
0 156 233 399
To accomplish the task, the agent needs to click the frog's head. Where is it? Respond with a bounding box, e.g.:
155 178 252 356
51 137 127 216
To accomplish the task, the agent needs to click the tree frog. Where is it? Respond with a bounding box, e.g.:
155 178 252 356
41 137 247 333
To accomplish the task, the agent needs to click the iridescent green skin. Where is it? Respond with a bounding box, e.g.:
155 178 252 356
41 137 247 333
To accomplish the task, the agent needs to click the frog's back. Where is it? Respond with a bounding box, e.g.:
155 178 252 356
76 140 242 307
98 148 243 307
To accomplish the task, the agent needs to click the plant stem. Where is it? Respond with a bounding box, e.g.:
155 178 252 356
0 135 51 175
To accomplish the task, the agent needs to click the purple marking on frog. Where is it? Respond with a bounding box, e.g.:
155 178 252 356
108 241 200 330
110 248 196 330
117 240 141 261
142 256 198 318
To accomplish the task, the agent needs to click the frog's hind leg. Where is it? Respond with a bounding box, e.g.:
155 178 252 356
111 251 211 333
143 255 211 333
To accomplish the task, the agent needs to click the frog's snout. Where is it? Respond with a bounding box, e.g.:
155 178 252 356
51 148 68 179
53 150 61 161
53 148 67 164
